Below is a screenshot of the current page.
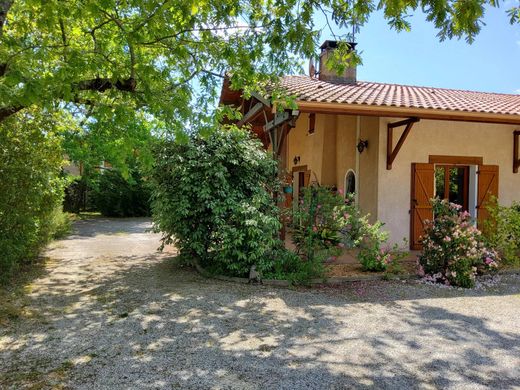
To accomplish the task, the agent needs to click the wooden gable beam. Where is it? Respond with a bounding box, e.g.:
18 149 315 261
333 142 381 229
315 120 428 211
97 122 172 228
387 117 420 170
265 110 300 156
237 102 265 127
514 130 520 173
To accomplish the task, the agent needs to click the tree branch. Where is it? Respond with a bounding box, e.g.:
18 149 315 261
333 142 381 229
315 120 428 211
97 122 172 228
0 76 138 123
75 77 137 92
132 0 169 32
0 0 13 38
0 105 24 122
139 25 266 45
98 8 136 79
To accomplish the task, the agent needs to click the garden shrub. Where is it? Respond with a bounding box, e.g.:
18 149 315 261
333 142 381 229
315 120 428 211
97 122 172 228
263 246 327 284
484 200 520 266
338 194 407 272
355 221 406 272
291 187 407 274
63 176 92 213
0 111 67 281
288 185 348 282
292 186 344 260
150 127 281 277
419 199 499 288
90 167 151 217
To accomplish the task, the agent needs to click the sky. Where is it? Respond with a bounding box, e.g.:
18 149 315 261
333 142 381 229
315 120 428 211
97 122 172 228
313 4 520 94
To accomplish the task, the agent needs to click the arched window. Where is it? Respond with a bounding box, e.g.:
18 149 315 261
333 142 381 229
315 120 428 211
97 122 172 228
345 170 356 195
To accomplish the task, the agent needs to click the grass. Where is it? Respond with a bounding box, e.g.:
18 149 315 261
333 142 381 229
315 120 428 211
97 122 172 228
0 257 48 327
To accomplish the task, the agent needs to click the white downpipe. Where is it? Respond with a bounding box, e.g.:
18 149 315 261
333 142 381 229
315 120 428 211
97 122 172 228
469 165 478 223
355 115 360 204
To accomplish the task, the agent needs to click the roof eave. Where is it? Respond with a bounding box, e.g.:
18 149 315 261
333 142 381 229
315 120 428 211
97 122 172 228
296 101 520 126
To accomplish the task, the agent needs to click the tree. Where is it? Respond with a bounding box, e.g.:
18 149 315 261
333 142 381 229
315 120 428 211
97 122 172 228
1 0 517 135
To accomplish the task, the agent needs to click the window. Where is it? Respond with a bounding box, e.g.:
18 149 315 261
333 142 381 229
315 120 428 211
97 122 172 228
345 170 356 195
434 165 469 211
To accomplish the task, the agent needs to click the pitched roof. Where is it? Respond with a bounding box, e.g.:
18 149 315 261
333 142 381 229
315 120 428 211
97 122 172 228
281 75 520 117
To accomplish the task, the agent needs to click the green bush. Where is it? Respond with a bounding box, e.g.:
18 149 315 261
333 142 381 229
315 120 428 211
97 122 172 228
90 168 151 217
150 127 281 277
336 193 407 272
484 200 520 266
63 176 91 213
419 199 499 287
0 110 67 281
292 185 344 261
263 246 327 284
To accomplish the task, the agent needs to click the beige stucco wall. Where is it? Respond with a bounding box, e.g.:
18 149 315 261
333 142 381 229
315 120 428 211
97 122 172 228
287 113 358 187
358 116 380 222
377 118 520 244
287 113 380 220
335 116 357 192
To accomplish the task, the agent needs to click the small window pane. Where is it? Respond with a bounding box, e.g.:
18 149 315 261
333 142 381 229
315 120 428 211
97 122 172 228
345 171 356 194
449 167 465 207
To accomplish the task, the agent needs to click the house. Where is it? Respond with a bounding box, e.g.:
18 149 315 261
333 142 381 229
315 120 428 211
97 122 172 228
219 40 520 249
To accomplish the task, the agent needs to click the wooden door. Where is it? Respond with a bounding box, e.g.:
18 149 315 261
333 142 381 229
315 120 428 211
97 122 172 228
304 170 311 187
410 163 434 250
477 165 499 229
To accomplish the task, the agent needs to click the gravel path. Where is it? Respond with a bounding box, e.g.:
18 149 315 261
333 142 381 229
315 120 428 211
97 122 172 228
1 218 520 389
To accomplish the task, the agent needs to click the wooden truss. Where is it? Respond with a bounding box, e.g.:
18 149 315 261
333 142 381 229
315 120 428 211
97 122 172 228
265 110 299 156
387 117 420 170
514 130 520 174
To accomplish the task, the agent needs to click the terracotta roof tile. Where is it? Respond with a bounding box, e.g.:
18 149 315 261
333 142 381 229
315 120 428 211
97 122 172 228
281 75 520 116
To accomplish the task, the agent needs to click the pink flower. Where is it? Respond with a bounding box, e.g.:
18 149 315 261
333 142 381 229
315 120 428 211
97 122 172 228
444 236 452 242
337 242 345 248
338 189 344 195
312 226 318 232
485 257 493 265
317 204 322 209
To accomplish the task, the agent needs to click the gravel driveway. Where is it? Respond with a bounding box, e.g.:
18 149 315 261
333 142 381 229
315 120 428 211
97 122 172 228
1 218 519 389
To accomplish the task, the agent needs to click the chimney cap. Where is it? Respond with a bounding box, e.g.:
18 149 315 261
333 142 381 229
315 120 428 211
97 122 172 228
320 40 357 51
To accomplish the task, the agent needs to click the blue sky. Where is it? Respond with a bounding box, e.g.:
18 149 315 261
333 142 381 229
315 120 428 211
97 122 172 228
315 4 520 94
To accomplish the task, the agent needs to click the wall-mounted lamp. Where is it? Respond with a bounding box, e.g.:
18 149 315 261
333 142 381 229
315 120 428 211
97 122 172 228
293 155 301 165
357 139 369 153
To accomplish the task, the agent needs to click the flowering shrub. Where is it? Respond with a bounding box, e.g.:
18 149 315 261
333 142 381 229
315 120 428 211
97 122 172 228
291 185 344 263
338 194 407 272
339 193 366 248
292 188 408 274
419 199 500 288
356 223 408 272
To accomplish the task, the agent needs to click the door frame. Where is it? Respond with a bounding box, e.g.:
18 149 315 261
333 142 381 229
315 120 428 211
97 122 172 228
410 155 484 249
429 154 482 217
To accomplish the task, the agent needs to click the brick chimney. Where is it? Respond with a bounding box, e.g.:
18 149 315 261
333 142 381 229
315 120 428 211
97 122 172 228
318 40 357 84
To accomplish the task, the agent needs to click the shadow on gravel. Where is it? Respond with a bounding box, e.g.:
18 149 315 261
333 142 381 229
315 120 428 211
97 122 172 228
63 217 154 239
1 216 519 389
2 253 519 389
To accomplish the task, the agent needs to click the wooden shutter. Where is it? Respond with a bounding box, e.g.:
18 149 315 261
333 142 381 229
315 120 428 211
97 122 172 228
477 165 499 229
410 163 434 250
